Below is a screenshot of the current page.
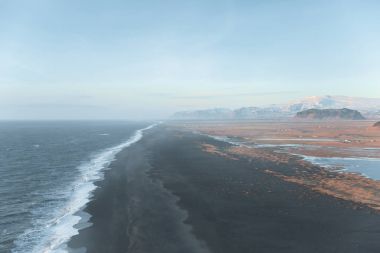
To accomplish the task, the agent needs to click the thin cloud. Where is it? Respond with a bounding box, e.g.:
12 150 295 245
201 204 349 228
151 91 300 100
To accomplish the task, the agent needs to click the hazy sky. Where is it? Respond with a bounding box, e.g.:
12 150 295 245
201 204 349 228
1 0 380 119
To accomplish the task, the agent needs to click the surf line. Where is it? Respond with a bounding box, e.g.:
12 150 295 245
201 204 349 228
17 123 158 253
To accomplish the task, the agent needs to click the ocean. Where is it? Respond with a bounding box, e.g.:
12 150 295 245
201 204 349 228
0 121 153 253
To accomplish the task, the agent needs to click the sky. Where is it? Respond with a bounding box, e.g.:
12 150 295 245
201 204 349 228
1 0 380 119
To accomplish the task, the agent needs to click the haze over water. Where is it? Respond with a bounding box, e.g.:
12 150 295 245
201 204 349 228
1 1 380 252
0 121 149 252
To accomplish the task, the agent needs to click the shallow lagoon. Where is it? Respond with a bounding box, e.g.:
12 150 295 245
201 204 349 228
303 156 380 180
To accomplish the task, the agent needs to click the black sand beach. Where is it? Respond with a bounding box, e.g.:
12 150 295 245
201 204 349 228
69 126 380 253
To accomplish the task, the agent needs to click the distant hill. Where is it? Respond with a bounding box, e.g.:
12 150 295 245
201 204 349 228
374 122 380 128
172 107 289 120
171 108 234 120
295 108 365 120
171 95 380 120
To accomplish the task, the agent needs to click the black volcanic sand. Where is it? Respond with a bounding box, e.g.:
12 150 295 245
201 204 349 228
68 126 380 253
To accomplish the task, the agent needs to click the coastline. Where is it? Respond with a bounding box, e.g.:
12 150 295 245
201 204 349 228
68 126 380 252
68 126 210 253
38 124 156 253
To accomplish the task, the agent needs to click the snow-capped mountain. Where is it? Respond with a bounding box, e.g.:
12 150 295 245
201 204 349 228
172 106 288 120
171 95 380 120
283 95 380 112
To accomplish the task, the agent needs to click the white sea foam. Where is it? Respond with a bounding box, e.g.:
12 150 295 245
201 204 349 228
12 123 157 253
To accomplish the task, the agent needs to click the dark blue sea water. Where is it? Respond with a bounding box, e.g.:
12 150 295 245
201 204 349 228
0 121 153 253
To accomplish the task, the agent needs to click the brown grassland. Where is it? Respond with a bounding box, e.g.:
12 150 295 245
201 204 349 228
172 120 380 211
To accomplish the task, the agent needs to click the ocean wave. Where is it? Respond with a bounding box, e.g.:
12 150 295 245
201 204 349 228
11 124 157 253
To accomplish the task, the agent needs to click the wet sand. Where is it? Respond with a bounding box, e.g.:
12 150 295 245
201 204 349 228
69 126 380 253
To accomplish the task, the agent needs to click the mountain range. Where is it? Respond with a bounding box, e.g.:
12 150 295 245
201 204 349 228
171 95 380 120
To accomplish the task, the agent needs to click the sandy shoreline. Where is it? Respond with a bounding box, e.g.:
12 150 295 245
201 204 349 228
68 126 380 253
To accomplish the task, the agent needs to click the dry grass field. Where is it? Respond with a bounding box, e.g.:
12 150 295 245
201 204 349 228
173 120 380 158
